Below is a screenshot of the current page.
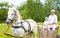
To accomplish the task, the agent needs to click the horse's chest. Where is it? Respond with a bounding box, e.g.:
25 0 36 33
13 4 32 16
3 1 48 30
23 22 29 29
12 27 25 36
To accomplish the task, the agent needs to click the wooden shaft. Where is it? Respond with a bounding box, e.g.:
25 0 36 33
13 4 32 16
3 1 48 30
4 32 28 38
4 24 28 38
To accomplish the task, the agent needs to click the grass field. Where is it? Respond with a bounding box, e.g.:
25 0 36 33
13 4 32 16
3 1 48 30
0 22 60 38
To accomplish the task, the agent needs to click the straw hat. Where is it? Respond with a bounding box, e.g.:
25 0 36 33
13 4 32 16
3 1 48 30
51 9 55 13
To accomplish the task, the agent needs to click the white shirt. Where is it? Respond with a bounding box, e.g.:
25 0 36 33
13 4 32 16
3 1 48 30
49 14 58 24
44 20 49 25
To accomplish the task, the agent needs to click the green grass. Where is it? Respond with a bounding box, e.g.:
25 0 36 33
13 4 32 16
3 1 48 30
0 22 60 38
0 23 11 38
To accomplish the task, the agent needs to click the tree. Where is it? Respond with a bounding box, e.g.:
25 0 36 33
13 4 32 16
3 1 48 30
45 0 60 21
0 2 12 23
19 0 44 22
18 0 60 22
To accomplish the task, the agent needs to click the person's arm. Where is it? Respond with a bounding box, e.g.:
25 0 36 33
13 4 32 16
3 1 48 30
44 21 48 26
44 21 46 25
52 15 58 24
48 16 52 25
55 15 58 24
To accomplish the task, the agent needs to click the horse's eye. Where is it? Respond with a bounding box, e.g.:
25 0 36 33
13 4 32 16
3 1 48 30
12 13 14 15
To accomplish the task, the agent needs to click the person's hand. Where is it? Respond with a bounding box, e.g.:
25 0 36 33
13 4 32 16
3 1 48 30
53 22 57 24
48 23 52 25
49 22 57 25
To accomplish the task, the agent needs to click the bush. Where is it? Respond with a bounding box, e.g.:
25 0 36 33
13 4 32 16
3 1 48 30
0 9 7 23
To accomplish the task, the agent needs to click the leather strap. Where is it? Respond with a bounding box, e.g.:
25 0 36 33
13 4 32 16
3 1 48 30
26 21 31 32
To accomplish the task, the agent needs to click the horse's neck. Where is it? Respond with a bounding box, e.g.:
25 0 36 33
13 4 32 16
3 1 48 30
13 12 24 25
14 17 24 23
17 18 21 22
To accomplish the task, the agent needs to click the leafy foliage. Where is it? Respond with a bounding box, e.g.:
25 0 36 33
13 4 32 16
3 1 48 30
0 0 60 22
0 2 11 23
19 0 60 22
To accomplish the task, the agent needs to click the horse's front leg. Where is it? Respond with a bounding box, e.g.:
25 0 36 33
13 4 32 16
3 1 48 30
33 32 37 38
33 29 37 38
33 26 37 38
28 32 32 38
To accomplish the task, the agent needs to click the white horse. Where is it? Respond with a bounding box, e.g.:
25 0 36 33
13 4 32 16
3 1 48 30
6 7 37 38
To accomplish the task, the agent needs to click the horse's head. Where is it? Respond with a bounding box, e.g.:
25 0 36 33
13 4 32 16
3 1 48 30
6 7 17 24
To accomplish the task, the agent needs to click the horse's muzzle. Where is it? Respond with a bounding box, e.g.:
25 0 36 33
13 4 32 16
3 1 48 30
6 19 11 24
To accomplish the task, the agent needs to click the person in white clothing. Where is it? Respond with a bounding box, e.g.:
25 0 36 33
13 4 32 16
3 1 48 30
39 17 49 30
44 17 49 25
43 17 49 30
48 9 58 31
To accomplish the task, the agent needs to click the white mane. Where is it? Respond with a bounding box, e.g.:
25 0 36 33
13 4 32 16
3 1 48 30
8 7 22 23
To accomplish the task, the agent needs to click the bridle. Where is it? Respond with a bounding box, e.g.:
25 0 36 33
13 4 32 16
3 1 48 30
7 10 16 23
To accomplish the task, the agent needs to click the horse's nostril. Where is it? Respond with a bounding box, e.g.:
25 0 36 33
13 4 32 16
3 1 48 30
6 21 9 24
6 19 11 24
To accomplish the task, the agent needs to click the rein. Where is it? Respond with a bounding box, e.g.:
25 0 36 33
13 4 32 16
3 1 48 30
4 24 13 37
4 25 28 38
4 25 10 33
20 19 31 33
